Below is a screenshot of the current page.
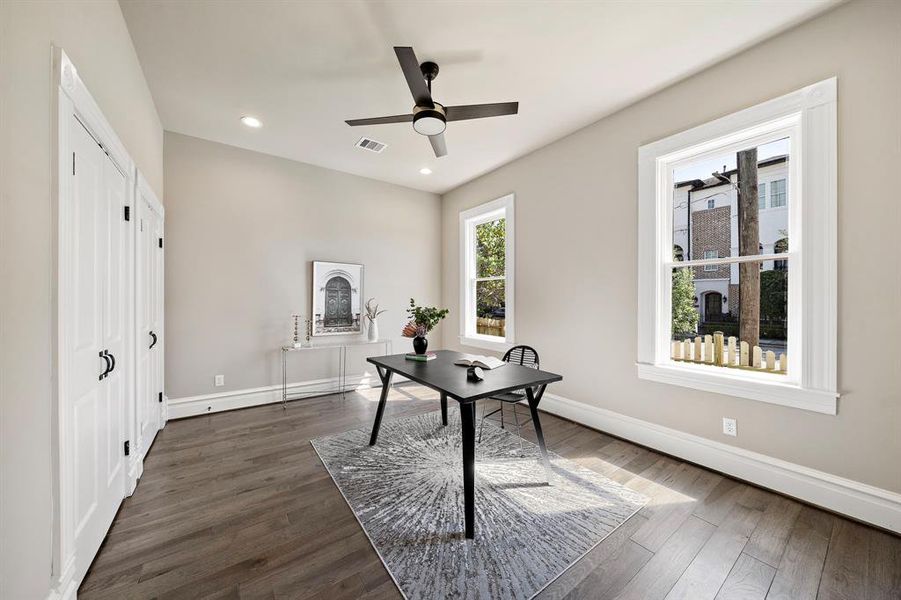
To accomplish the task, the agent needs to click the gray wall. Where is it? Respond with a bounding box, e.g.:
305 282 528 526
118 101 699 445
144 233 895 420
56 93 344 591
442 0 901 493
0 1 163 597
163 132 442 399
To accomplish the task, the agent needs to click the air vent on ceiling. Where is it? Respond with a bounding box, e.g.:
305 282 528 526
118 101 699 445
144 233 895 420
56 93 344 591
356 137 387 153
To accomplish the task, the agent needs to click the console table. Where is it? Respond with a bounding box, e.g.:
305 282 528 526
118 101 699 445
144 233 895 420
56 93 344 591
280 339 392 408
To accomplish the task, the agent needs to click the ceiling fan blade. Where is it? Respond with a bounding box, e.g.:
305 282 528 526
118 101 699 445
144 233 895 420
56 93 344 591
394 46 433 108
345 114 413 126
444 102 519 122
429 132 447 158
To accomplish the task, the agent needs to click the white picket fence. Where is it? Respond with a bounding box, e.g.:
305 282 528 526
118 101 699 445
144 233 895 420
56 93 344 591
672 331 786 374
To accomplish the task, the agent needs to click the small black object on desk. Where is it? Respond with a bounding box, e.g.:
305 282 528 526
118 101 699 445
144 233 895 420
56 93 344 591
466 366 484 381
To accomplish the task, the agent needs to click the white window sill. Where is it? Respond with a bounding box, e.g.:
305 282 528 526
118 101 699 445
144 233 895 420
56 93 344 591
459 335 513 353
636 362 838 415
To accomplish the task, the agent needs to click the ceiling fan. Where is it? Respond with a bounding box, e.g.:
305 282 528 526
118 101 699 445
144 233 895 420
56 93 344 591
345 46 519 158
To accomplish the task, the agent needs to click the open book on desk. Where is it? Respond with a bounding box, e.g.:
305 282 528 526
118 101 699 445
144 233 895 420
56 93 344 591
453 355 506 370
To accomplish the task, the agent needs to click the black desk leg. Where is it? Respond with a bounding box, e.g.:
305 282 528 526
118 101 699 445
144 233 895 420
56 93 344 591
460 401 476 539
368 367 394 446
440 392 448 426
526 385 552 477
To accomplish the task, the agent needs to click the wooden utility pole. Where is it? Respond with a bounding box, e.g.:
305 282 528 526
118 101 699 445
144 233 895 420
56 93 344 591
737 148 760 349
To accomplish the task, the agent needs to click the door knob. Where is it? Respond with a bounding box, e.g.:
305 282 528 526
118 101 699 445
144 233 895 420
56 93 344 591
99 350 111 380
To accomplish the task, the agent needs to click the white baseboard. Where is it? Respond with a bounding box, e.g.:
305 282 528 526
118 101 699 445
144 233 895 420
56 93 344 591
540 392 901 534
45 557 77 600
167 374 399 420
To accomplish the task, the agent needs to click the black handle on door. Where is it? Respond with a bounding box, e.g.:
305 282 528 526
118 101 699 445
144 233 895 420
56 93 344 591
107 351 116 374
149 331 157 349
99 350 111 380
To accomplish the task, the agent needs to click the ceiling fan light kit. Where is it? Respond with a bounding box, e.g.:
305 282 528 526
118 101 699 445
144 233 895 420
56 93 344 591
412 105 446 136
345 46 519 158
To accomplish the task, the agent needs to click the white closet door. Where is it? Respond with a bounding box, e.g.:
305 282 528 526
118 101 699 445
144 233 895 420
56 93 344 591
69 117 127 581
150 209 164 427
136 197 163 456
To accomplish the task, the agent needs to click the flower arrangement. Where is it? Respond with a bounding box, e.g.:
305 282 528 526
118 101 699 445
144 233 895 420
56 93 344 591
364 298 387 323
401 298 449 338
402 322 427 338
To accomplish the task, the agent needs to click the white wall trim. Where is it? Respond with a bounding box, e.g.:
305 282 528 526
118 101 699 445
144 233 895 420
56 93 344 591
51 47 138 596
459 193 515 347
167 374 406 420
44 557 77 600
539 392 901 534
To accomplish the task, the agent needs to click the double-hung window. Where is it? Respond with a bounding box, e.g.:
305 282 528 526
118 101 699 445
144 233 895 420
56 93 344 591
771 179 787 208
637 78 837 414
459 194 515 351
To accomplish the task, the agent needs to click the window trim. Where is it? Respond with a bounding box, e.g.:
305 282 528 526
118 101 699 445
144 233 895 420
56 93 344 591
459 193 515 352
637 78 837 415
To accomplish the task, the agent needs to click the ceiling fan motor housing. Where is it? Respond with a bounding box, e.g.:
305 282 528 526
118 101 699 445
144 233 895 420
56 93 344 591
413 103 446 136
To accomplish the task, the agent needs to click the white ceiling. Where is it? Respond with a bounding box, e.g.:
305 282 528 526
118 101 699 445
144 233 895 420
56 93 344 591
120 0 837 194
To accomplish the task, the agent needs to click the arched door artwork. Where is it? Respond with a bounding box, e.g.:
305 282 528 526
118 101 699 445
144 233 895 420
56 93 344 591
324 276 353 327
704 292 723 321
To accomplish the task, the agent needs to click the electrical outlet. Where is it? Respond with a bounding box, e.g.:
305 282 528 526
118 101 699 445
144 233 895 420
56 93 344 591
214 375 224 387
722 417 737 437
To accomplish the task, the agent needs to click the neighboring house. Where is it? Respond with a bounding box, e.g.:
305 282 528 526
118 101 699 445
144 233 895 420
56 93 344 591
673 155 789 324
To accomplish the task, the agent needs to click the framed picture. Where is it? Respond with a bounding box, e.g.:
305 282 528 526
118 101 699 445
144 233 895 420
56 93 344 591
312 261 363 336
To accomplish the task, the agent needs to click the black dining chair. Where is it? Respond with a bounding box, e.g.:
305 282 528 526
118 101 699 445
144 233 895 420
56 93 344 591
478 345 540 455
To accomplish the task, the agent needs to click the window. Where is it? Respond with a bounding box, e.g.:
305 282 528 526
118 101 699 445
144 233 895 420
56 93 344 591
771 179 786 208
638 78 837 414
758 182 767 210
707 198 715 209
459 194 515 351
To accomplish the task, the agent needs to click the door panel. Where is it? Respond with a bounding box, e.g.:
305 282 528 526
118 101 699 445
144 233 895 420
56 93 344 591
69 116 127 582
136 195 162 458
101 158 126 492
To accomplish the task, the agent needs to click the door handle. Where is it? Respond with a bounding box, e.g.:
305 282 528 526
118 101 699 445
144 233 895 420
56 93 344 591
99 350 111 380
107 351 116 375
149 331 157 349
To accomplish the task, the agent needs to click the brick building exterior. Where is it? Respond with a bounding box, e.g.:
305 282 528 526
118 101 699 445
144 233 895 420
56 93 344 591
673 154 789 326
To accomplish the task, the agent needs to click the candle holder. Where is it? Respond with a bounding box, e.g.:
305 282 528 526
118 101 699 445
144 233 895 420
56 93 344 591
291 314 304 348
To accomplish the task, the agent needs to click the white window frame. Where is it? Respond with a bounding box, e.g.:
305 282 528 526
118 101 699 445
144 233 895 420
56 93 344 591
459 193 515 352
703 250 719 270
637 78 837 415
758 182 767 210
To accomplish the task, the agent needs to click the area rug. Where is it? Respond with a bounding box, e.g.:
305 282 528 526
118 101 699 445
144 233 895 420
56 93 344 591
310 410 647 599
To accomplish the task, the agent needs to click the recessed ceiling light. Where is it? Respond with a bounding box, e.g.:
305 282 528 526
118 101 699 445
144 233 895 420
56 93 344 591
419 167 432 175
241 116 262 128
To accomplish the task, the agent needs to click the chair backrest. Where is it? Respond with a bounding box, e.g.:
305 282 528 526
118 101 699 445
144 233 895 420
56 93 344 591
503 345 539 369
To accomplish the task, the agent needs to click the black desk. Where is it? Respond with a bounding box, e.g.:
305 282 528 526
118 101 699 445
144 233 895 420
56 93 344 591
366 350 563 539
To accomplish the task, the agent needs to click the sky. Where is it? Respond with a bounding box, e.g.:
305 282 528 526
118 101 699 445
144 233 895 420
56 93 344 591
674 137 790 183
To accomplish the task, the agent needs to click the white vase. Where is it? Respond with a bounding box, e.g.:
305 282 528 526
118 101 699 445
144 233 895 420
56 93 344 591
367 319 379 342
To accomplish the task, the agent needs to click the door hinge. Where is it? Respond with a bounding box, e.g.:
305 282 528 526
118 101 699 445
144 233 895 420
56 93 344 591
158 392 163 403
124 440 130 456
124 206 131 221
72 152 76 176
158 237 163 249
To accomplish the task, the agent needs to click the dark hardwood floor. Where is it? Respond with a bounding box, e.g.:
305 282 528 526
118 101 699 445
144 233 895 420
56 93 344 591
79 384 901 599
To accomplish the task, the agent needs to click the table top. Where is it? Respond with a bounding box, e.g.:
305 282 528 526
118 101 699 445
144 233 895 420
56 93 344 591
282 339 391 352
367 350 562 402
